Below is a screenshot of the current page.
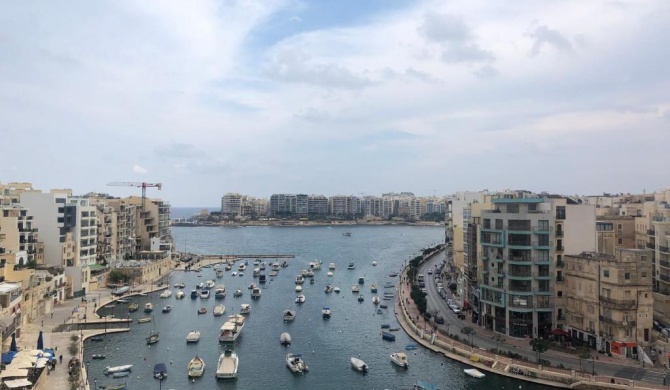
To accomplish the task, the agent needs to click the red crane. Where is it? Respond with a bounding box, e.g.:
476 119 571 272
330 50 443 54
107 182 162 211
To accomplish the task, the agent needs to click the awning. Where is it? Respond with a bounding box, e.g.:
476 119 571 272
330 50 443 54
88 264 107 271
0 368 29 379
0 314 14 329
3 378 32 388
551 328 570 336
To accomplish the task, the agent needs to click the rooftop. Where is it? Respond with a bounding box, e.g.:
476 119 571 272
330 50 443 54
491 198 544 204
0 282 22 294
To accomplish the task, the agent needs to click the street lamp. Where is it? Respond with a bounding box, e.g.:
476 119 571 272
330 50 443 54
94 378 97 390
591 356 595 376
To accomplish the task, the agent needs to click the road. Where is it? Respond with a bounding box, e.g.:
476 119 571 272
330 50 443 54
417 252 668 384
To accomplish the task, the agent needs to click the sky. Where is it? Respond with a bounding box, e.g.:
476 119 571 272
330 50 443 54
1 0 669 206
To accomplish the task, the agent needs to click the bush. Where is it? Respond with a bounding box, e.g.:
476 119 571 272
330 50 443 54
68 342 78 356
70 334 79 342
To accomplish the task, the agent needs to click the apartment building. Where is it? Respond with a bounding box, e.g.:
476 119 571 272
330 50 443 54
0 206 41 269
478 194 595 338
221 193 242 216
125 196 171 252
447 191 488 275
329 195 358 217
113 250 172 286
653 204 670 319
596 216 636 256
307 195 328 216
562 249 653 357
0 282 22 342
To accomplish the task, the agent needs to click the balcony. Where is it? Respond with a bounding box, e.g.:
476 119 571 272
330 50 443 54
508 256 532 264
508 268 532 278
647 243 655 249
660 260 670 269
556 275 565 282
599 295 636 309
556 261 565 268
661 246 670 254
533 226 552 233
599 315 636 327
508 285 533 294
648 229 656 236
556 245 564 252
660 274 670 283
555 230 564 238
508 297 533 309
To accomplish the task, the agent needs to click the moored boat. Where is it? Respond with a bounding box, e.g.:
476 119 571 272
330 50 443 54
286 353 308 374
326 271 334 277
464 368 485 378
382 331 396 341
324 285 334 293
280 332 291 346
186 330 201 343
190 290 198 299
92 354 106 359
159 289 172 298
111 372 130 378
358 276 365 284
352 285 360 293
251 287 261 299
322 307 331 319
358 294 364 302
103 364 133 375
295 275 304 285
350 357 368 372
144 303 154 313
295 285 302 292
233 289 243 297
187 356 205 377
216 350 238 379
153 362 167 379
333 287 340 293
283 309 296 322
197 307 207 315
138 317 152 324
175 291 185 299
390 352 408 368
219 314 245 342
295 294 306 304
405 343 417 350
161 305 172 313
347 263 355 270
328 263 336 270
372 261 377 266
370 283 378 293
215 285 226 299
213 304 226 316
309 260 322 270
372 296 380 305
199 289 210 299
240 304 251 314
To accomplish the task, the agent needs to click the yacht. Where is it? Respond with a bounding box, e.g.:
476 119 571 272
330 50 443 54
187 356 205 377
272 261 281 271
240 303 251 314
347 263 356 270
322 307 332 319
328 263 336 270
175 291 185 299
352 285 360 293
350 357 368 372
295 294 306 304
213 304 226 316
199 289 210 299
216 350 238 379
390 352 408 368
215 285 226 299
238 263 246 272
216 269 224 278
251 287 262 299
159 290 172 299
144 303 154 313
286 353 308 374
283 309 296 322
253 268 261 277
186 330 201 343
219 314 246 342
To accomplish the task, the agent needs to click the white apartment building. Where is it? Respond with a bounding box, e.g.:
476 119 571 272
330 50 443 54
221 193 242 216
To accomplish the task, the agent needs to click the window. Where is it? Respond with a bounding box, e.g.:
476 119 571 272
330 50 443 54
618 238 623 245
625 273 630 280
556 206 566 220
603 269 609 278
483 219 490 229
557 291 562 297
507 204 519 213
528 203 537 212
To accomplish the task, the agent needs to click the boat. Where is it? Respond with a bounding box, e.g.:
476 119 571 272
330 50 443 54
286 353 309 374
99 383 126 390
138 317 152 324
295 285 302 292
144 303 154 313
382 331 396 341
350 357 368 372
328 263 335 270
352 285 360 293
295 275 304 285
388 272 399 277
390 352 408 368
384 282 395 288
253 268 260 277
324 285 334 293
259 274 267 284
216 269 224 278
216 350 238 379
327 271 334 277
283 309 296 322
295 294 305 304
153 362 167 380
379 304 388 309
238 263 246 271
253 259 261 266
272 261 281 271
161 305 172 313
358 276 365 284
309 260 322 270
186 330 201 343
333 287 340 293
159 289 172 298
90 336 104 342
372 296 380 305
175 291 185 299
370 283 378 293
248 283 256 290
215 285 226 299
219 314 245 342
358 294 364 302
92 354 106 360
224 263 232 271
309 278 315 284
103 365 133 375
269 271 278 277
238 272 244 277
372 261 377 266
233 289 243 297
196 282 205 289
199 289 210 299
381 324 391 329
112 371 130 378
347 263 355 270
414 380 439 390
405 344 417 350
111 286 130 296
343 231 352 237
240 304 251 314
190 290 198 299
116 298 131 304
280 332 291 346
174 282 186 289
305 269 315 278
281 261 289 267
213 304 226 316
376 308 383 314
187 356 205 377
198 307 207 315
260 262 266 270
251 287 261 299
322 307 331 319
231 272 237 277
464 368 485 378
389 327 400 331
206 280 216 289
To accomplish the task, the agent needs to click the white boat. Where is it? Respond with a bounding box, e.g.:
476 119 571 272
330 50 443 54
159 290 172 298
225 263 232 271
187 356 205 377
328 263 336 270
233 289 243 297
272 261 281 271
464 368 485 378
215 286 226 299
322 307 331 319
206 280 216 289
219 314 245 342
372 261 377 266
216 269 224 278
104 364 133 375
305 269 315 278
231 272 237 276
333 286 340 293
173 282 185 288
295 275 304 285
199 289 210 299
295 294 306 304
175 291 185 299
327 271 334 277
251 287 261 299
295 285 303 292
238 264 246 271
283 309 296 322
280 332 291 346
213 304 226 316
240 304 251 314
186 330 201 343
390 352 408 368
350 357 368 372
309 260 322 270
144 303 154 313
248 283 256 290
286 353 308 374
325 285 334 293
216 350 238 379
372 296 380 305
352 285 360 293
253 268 261 277
347 263 355 270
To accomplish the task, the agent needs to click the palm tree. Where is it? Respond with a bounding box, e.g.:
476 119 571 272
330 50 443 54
491 333 506 354
461 326 475 347
529 338 550 364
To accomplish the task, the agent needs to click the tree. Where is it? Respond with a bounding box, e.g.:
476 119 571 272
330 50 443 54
491 333 506 354
529 338 550 364
107 269 126 284
461 326 476 347
576 346 591 372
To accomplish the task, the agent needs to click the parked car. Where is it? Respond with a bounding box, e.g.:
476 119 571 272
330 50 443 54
435 315 445 324
427 270 433 275
452 308 462 315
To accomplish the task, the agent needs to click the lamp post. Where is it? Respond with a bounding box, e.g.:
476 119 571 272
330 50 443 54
94 378 97 390
591 356 595 376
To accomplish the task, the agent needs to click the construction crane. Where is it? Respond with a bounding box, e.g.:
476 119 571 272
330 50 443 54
107 182 162 212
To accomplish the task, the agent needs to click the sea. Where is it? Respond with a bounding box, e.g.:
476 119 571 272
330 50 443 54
86 221 547 390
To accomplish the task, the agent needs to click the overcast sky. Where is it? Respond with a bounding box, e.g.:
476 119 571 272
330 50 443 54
1 1 668 206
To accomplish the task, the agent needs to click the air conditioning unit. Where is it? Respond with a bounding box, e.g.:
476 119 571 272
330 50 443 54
622 321 628 326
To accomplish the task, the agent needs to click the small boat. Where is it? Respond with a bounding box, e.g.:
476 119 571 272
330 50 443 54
309 260 322 270
216 350 238 379
370 283 378 293
376 308 383 314
327 271 334 277
384 282 395 288
216 269 224 278
388 272 399 277
295 285 303 292
251 287 261 299
358 276 365 284
379 304 388 309
199 289 210 299
90 336 104 342
347 263 355 270
187 356 205 377
253 268 261 277
174 282 186 289
350 357 368 372
328 263 336 270
240 304 251 314
99 383 126 390
231 272 237 277
281 261 289 267
215 285 226 299
116 298 131 304
196 282 205 289
186 330 201 343
295 294 306 304
464 368 485 378
92 354 106 359
269 271 278 277
144 303 154 313
333 287 340 293
405 344 418 350
382 331 396 341
280 332 292 346
295 275 304 285
190 290 198 299
358 294 364 302
309 278 315 284
225 263 232 271
175 291 185 299
324 285 334 293
372 296 380 305
305 269 315 278
272 261 281 270
343 231 352 237
390 352 408 368
248 283 256 290
233 289 243 297
322 307 331 319
238 263 246 271
372 261 377 266
352 285 360 293
381 324 391 329
213 304 226 316
162 305 172 313
198 307 207 315
260 262 266 270
283 309 296 322
206 280 216 289
286 353 308 374
389 327 400 331
138 317 152 324
104 365 133 375
112 371 130 378
159 290 172 298
153 362 167 380
259 274 267 284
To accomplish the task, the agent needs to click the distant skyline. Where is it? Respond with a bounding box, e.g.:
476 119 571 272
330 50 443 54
1 1 668 206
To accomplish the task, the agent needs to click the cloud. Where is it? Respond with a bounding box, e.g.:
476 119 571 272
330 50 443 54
441 42 494 63
419 11 494 66
526 24 573 56
133 164 148 175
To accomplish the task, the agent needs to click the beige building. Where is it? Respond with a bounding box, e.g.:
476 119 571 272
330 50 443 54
125 196 171 252
0 206 41 268
596 216 636 256
0 282 23 344
112 251 171 286
562 249 653 357
653 208 670 320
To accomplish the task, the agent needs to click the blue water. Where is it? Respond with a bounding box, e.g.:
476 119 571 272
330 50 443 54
86 226 547 390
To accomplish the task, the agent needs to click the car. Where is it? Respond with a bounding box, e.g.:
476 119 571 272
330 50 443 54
427 270 433 275
449 304 459 312
421 288 427 294
452 308 461 315
436 283 443 289
435 315 445 324
447 299 453 305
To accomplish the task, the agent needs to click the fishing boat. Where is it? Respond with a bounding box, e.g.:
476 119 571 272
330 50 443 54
206 280 216 289
280 332 292 346
382 331 396 341
322 307 331 319
190 290 198 299
350 357 368 372
347 263 355 270
153 362 167 380
103 365 133 375
146 330 159 345
283 309 296 322
143 303 154 313
328 263 336 270
358 294 364 302
198 307 207 315
137 317 152 324
187 356 205 377
216 350 238 379
159 290 172 299
286 353 309 374
186 330 201 343
240 304 250 314
405 344 417 350
92 354 106 360
464 368 485 378
219 314 245 342
199 289 210 299
90 336 104 342
295 294 305 304
161 305 172 313
251 287 261 299
370 283 378 293
175 291 185 299
390 352 408 368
